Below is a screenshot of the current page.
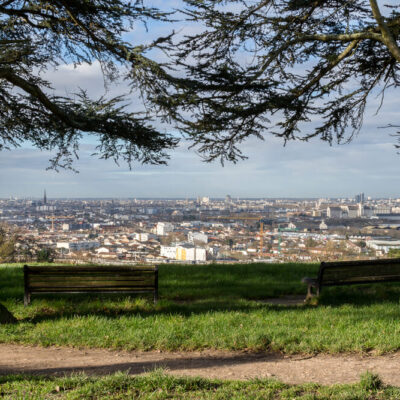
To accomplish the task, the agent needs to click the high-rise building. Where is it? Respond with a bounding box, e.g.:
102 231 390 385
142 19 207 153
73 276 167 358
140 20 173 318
43 189 47 205
355 193 365 203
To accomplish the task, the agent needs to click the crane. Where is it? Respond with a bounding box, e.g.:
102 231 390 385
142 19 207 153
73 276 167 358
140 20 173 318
45 215 74 231
278 224 282 254
204 214 267 257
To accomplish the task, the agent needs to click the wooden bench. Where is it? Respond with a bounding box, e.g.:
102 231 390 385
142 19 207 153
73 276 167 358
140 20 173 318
302 258 400 300
23 265 158 306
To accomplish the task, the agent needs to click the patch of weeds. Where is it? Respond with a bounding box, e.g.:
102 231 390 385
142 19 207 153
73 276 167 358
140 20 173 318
360 371 383 391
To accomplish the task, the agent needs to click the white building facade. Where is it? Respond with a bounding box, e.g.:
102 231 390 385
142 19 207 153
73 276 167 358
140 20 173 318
188 231 208 244
56 241 100 251
156 222 174 236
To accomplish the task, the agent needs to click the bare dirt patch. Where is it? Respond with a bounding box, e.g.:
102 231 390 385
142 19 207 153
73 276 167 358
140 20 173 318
2 344 400 385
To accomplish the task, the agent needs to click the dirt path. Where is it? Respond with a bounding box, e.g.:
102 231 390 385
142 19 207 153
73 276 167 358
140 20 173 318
2 344 400 385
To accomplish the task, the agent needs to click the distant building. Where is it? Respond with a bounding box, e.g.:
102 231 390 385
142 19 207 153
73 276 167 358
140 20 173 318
375 205 392 215
327 206 342 218
171 210 183 217
176 244 207 262
366 239 400 254
134 232 156 242
363 206 374 218
145 208 158 215
57 241 100 251
96 247 110 254
156 222 174 236
344 205 358 218
188 231 208 244
160 243 207 261
201 197 210 205
287 222 297 230
160 245 177 259
62 223 92 231
319 220 328 230
36 205 56 212
355 193 365 203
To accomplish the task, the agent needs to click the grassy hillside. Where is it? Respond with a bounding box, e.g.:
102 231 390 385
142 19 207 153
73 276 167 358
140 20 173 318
2 262 400 353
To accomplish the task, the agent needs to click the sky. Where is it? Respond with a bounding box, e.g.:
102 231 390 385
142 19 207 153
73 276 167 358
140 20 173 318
1 1 400 199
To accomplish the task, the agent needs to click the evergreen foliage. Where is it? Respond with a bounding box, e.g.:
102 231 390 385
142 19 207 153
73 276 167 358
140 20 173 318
0 0 178 168
153 0 400 162
1 1 399 166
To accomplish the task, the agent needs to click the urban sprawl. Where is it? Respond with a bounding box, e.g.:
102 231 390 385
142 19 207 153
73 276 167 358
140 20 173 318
3 192 400 264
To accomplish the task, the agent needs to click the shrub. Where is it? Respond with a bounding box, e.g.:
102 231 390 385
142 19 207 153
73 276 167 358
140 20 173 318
36 248 54 263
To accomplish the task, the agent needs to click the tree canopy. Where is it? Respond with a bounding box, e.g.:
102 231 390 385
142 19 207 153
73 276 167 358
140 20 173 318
0 0 179 168
153 0 400 162
0 0 399 167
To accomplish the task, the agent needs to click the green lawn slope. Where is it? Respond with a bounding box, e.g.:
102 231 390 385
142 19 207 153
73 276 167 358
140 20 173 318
1 262 400 354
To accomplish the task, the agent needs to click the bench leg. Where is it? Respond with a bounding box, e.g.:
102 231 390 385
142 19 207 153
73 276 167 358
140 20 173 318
305 284 321 303
305 284 314 301
154 290 158 304
24 292 30 306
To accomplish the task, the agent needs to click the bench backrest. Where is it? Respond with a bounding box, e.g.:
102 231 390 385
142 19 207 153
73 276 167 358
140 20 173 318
318 258 400 287
24 265 158 294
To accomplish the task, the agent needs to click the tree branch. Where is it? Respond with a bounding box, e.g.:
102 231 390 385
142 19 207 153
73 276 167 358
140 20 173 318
293 39 360 98
369 0 400 62
0 67 80 128
300 31 382 42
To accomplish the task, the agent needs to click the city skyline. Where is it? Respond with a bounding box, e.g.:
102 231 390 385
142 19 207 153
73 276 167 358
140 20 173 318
1 192 395 201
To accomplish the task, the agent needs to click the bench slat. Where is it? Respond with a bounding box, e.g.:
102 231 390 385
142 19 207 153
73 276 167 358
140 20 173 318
29 281 155 288
27 271 156 276
28 276 154 283
30 287 156 292
27 265 154 274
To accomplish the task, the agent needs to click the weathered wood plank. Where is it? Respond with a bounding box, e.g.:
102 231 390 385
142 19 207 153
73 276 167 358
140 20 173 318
28 277 155 283
26 266 156 273
29 281 155 288
322 258 400 268
30 287 156 292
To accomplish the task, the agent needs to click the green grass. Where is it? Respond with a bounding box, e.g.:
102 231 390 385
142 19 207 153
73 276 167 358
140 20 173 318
1 371 400 399
2 263 400 354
